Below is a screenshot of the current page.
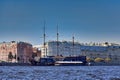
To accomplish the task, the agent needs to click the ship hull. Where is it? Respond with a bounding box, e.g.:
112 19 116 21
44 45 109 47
55 56 87 66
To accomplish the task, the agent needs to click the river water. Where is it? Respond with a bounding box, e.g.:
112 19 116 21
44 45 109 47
0 66 120 80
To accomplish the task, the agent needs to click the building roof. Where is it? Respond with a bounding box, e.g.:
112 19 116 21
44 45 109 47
0 41 32 46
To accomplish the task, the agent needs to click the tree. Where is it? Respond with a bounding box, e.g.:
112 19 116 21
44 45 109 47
86 57 94 62
17 57 20 61
105 57 111 62
94 57 104 62
14 54 17 59
32 53 37 58
8 52 13 61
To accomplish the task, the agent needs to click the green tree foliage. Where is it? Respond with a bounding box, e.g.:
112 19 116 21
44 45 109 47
32 53 37 58
8 52 13 60
86 57 94 62
105 57 111 62
94 57 104 62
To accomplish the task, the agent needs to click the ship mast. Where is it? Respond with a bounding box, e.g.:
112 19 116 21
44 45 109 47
57 24 59 56
43 21 46 57
72 35 75 56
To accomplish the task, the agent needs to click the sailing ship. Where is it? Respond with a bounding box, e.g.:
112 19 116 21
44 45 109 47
30 21 55 66
55 32 87 66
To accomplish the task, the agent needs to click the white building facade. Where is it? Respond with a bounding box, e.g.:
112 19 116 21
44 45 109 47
37 41 81 57
47 41 81 57
36 41 120 64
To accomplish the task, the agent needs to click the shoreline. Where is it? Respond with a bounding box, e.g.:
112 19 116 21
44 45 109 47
0 62 120 66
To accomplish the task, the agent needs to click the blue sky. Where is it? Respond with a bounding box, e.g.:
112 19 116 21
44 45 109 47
0 0 120 45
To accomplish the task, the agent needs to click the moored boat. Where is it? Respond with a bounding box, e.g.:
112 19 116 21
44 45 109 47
55 56 87 66
30 57 55 66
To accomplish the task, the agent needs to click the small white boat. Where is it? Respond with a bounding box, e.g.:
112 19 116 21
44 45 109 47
55 56 87 66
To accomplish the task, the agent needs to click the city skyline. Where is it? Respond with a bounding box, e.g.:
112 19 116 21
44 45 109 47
0 0 120 45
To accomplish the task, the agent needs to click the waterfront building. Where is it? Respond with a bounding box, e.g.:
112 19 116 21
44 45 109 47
33 45 46 58
38 41 81 57
107 46 120 64
38 41 120 64
0 41 33 63
80 45 108 59
80 44 120 64
33 46 41 58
